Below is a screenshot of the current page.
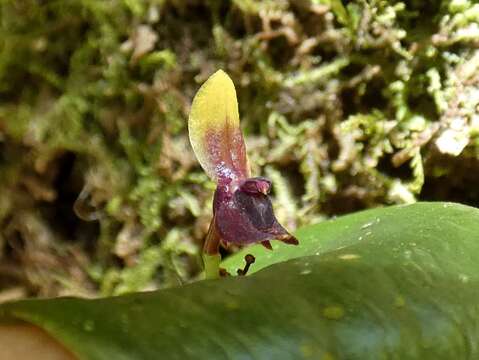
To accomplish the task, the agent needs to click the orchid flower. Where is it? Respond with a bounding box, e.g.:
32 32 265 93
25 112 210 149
188 70 298 278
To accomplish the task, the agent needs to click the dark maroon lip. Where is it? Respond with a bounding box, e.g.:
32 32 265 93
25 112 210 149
211 178 298 247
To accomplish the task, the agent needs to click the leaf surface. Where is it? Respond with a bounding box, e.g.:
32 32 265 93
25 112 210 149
1 202 479 360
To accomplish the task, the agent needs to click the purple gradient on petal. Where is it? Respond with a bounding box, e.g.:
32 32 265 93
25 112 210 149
205 123 249 183
213 177 297 246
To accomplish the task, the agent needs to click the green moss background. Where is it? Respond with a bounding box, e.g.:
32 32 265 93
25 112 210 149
0 0 478 299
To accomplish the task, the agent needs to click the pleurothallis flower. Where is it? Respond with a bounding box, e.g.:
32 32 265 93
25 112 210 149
188 70 298 278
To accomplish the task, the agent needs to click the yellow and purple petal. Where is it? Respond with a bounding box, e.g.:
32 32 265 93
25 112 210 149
188 70 250 183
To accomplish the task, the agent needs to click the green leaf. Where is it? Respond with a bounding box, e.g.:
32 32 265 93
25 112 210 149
229 203 479 274
1 202 479 359
223 202 478 275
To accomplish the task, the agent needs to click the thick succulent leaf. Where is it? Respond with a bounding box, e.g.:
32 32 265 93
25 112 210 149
188 70 250 182
1 202 479 359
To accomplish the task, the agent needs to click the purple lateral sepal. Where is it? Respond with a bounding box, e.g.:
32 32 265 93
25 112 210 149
212 177 298 246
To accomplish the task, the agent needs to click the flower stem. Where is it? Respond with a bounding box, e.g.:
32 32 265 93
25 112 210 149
203 253 221 279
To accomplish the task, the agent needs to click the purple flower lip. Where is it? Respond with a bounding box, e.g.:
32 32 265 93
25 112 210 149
210 176 299 251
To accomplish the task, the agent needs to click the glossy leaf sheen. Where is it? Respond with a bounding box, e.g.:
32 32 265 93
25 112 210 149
1 202 479 359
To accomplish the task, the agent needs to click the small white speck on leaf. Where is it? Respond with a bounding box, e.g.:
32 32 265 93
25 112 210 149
338 254 360 260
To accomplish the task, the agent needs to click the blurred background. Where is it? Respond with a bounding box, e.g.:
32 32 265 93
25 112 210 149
0 0 478 300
